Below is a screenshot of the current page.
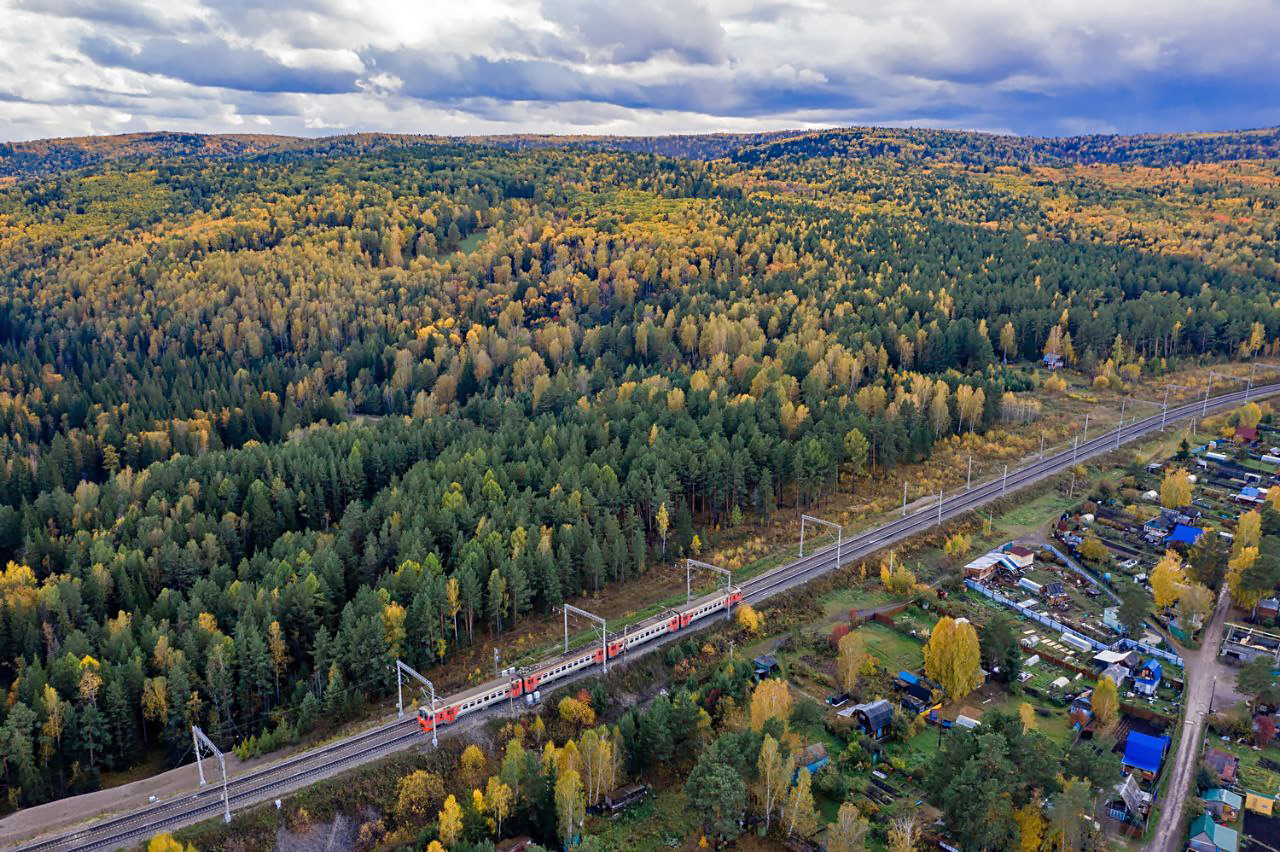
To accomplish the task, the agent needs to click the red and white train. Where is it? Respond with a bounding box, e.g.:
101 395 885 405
417 586 742 733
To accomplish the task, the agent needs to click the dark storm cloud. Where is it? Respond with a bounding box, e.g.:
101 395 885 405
81 34 361 94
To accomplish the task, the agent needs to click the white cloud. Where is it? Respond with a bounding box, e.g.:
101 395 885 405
0 0 1275 141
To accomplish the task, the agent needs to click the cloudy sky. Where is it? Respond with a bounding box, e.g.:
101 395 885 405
1 0 1277 142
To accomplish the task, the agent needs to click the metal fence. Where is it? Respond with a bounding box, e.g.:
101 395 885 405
965 580 1107 650
966 579 1184 667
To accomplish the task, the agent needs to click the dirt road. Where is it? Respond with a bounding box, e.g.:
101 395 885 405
1149 585 1232 852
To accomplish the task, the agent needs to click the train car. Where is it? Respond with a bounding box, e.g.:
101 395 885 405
521 643 601 695
417 676 515 733
419 585 743 736
672 587 743 630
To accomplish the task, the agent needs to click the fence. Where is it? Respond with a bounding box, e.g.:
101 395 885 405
965 580 1107 651
1115 637 1184 668
967 572 1185 668
1037 542 1120 604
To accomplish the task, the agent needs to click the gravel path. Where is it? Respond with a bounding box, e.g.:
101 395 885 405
1149 585 1232 852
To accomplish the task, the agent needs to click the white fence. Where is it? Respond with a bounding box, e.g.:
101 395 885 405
965 579 1184 668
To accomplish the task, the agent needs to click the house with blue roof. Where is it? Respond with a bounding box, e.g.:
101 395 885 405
1169 524 1204 546
1121 731 1170 781
1237 485 1266 505
1134 658 1162 696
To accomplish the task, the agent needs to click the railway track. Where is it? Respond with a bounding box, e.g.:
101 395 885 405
13 381 1278 851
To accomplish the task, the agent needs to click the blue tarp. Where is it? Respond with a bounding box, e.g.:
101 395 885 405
898 670 919 685
1123 731 1169 773
1169 524 1203 545
1242 486 1262 499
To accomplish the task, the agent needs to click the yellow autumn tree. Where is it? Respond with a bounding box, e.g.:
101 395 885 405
1150 550 1187 609
437 795 463 847
1013 803 1044 852
484 776 514 838
1237 508 1262 551
836 632 866 695
555 769 585 848
923 617 982 701
785 767 819 839
1228 546 1262 608
395 770 445 825
460 744 487 790
749 678 792 731
1019 702 1037 732
1160 468 1193 509
736 603 764 634
146 834 194 852
756 734 793 833
828 802 870 852
1091 675 1119 729
558 696 596 728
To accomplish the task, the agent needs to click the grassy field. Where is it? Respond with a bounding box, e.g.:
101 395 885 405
858 623 925 673
819 585 897 617
587 789 701 851
1212 738 1280 796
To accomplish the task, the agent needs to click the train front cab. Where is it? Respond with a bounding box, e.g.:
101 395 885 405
417 704 459 733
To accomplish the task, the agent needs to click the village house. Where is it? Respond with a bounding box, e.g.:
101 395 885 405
1188 813 1239 852
892 671 940 716
1121 731 1169 782
602 784 647 813
1204 748 1240 784
1134 659 1162 697
1005 544 1035 569
793 743 829 780
1203 788 1242 822
842 698 895 739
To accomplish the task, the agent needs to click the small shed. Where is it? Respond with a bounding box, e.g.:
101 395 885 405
794 743 830 777
603 784 647 812
1188 813 1239 852
1121 731 1169 781
1043 581 1068 602
497 838 532 852
1043 353 1064 370
1107 774 1151 822
1236 425 1260 444
1245 791 1275 816
1006 545 1035 569
753 655 781 678
1204 788 1242 821
1093 649 1139 669
1100 663 1128 688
